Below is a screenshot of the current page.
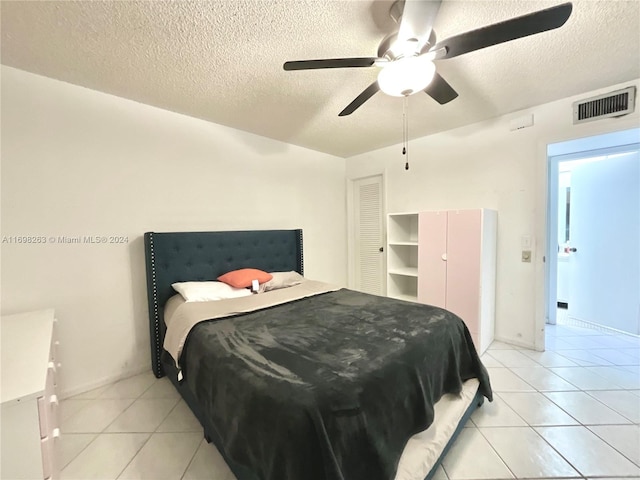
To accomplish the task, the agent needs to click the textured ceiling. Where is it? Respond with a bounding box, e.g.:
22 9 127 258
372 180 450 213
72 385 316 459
2 1 639 157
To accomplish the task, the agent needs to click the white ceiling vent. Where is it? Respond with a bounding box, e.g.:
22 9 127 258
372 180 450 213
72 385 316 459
573 87 636 124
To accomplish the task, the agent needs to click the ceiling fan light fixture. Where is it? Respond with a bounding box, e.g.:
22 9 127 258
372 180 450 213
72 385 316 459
377 55 436 97
388 38 420 59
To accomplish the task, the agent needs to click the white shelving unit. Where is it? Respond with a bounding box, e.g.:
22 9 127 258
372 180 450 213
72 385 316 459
386 210 497 354
387 213 419 301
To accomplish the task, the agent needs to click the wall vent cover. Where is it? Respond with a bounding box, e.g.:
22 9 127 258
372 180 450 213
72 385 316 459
573 86 636 124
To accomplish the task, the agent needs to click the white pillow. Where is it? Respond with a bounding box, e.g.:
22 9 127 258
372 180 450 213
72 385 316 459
171 281 252 302
260 271 305 293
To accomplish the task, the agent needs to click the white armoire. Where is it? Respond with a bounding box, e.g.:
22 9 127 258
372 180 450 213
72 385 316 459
387 209 497 354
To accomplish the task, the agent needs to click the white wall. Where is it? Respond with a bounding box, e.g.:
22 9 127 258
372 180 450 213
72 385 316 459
346 78 640 350
1 66 347 397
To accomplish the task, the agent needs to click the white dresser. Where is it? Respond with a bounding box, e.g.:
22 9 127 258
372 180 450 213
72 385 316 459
1 309 60 480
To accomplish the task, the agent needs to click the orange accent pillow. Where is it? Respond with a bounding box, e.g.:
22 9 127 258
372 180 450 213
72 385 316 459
217 268 273 289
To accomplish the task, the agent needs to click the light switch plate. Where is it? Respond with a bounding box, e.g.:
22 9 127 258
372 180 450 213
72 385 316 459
522 250 532 262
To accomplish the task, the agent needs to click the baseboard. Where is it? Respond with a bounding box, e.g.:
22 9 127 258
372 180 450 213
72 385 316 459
492 335 535 351
59 363 150 400
562 316 640 338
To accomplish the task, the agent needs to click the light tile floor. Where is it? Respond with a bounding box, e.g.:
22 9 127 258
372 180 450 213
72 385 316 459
59 322 640 480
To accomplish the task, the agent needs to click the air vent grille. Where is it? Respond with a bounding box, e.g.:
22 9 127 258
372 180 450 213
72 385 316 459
573 87 636 124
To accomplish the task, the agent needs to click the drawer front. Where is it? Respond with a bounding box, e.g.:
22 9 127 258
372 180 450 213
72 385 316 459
37 396 48 439
50 318 60 389
40 430 59 480
41 436 53 480
47 362 57 391
47 395 59 437
49 336 59 364
45 366 59 435
46 323 60 477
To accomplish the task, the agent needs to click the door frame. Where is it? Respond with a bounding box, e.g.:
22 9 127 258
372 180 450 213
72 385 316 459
346 172 387 292
544 133 640 329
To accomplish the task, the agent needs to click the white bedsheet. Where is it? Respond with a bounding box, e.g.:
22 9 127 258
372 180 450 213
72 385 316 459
163 293 184 328
396 378 479 480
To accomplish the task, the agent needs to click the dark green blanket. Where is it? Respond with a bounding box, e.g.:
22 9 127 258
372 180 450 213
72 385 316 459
182 289 492 480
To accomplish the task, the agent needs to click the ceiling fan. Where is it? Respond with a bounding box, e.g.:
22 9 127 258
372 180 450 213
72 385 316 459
283 1 573 116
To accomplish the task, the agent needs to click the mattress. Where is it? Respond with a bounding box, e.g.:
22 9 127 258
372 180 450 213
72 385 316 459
395 378 479 480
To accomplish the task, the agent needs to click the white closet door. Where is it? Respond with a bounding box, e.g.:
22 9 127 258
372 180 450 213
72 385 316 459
353 175 384 295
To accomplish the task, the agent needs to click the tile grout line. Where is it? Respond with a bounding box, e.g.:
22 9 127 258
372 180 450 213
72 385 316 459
584 425 640 469
179 438 204 480
59 397 99 471
475 352 552 480
491 391 536 428
112 374 163 480
473 425 532 480
58 433 99 472
114 378 194 479
582 390 640 424
62 374 158 478
477 324 639 478
114 433 154 480
154 395 185 433
478 390 586 479
541 390 632 426
530 423 639 479
532 324 638 478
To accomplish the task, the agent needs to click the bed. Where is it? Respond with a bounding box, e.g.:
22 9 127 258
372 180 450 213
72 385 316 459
144 229 492 480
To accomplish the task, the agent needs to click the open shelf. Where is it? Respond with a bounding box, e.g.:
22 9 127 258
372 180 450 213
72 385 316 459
387 274 418 301
388 267 418 277
386 213 420 300
388 213 418 244
388 243 418 272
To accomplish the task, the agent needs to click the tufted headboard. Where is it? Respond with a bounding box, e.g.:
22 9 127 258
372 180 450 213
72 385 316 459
144 229 303 377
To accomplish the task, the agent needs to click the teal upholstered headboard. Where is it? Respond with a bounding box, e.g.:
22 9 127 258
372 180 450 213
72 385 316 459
144 229 303 377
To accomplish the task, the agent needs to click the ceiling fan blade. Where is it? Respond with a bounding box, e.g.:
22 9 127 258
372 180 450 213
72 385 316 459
339 81 380 116
397 0 442 51
283 58 377 71
433 2 573 60
424 72 458 104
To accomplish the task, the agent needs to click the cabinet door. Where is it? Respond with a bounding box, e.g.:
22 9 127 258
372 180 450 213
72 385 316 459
417 211 447 308
446 210 482 333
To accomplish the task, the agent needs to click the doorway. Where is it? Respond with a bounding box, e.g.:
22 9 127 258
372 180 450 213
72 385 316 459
348 174 386 295
546 129 640 335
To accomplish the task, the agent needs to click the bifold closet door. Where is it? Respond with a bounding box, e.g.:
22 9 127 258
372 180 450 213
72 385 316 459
417 211 447 308
446 210 482 336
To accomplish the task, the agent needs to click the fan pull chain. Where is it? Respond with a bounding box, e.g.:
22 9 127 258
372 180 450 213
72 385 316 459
402 96 409 170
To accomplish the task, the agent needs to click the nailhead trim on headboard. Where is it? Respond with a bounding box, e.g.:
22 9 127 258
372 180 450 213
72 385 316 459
148 232 163 378
298 229 304 276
